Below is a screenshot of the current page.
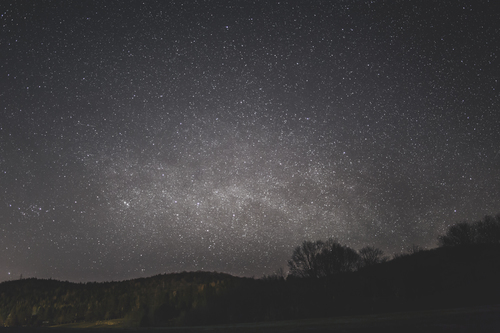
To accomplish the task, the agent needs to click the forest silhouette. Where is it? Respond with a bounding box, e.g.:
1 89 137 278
1 214 500 327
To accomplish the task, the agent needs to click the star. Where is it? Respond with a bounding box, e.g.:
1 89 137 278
0 0 498 282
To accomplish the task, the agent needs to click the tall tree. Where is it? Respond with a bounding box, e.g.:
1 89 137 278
288 240 324 278
358 246 388 267
438 221 477 247
475 215 500 244
288 239 360 278
437 215 500 247
318 239 360 276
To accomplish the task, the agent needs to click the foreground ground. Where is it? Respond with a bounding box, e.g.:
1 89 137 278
2 304 500 332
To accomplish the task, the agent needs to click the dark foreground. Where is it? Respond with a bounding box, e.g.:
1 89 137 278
1 304 500 333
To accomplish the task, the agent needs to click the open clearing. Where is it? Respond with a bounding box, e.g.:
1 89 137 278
2 304 499 332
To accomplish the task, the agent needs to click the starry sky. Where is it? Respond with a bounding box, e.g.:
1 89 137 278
1 0 499 282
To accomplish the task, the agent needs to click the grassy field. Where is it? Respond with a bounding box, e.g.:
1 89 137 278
2 304 499 332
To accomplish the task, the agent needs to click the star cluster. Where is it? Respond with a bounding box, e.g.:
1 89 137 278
1 1 499 282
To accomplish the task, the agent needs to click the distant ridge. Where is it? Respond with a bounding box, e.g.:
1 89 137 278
1 244 500 327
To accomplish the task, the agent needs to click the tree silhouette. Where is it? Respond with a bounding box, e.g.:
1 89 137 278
262 267 286 281
438 222 476 246
358 246 388 267
318 239 360 276
406 244 425 254
288 240 325 278
288 239 360 278
475 214 500 244
438 215 500 247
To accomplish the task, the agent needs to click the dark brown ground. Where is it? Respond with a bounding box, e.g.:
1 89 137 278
2 304 499 332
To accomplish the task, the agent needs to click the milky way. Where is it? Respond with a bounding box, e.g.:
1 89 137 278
1 1 499 282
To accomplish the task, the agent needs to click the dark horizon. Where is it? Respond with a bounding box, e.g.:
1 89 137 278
1 0 499 283
2 242 500 328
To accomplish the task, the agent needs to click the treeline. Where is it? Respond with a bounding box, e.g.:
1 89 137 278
0 272 247 327
287 240 389 279
438 214 500 246
1 214 500 327
286 214 500 280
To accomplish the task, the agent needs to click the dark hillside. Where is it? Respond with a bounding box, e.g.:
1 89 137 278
344 244 500 313
1 245 500 328
0 271 250 327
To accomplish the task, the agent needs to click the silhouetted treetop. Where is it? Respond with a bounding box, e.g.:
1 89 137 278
438 214 500 247
358 246 388 267
319 239 360 276
288 240 325 278
288 239 359 278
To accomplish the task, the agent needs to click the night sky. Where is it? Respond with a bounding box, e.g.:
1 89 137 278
1 0 499 282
